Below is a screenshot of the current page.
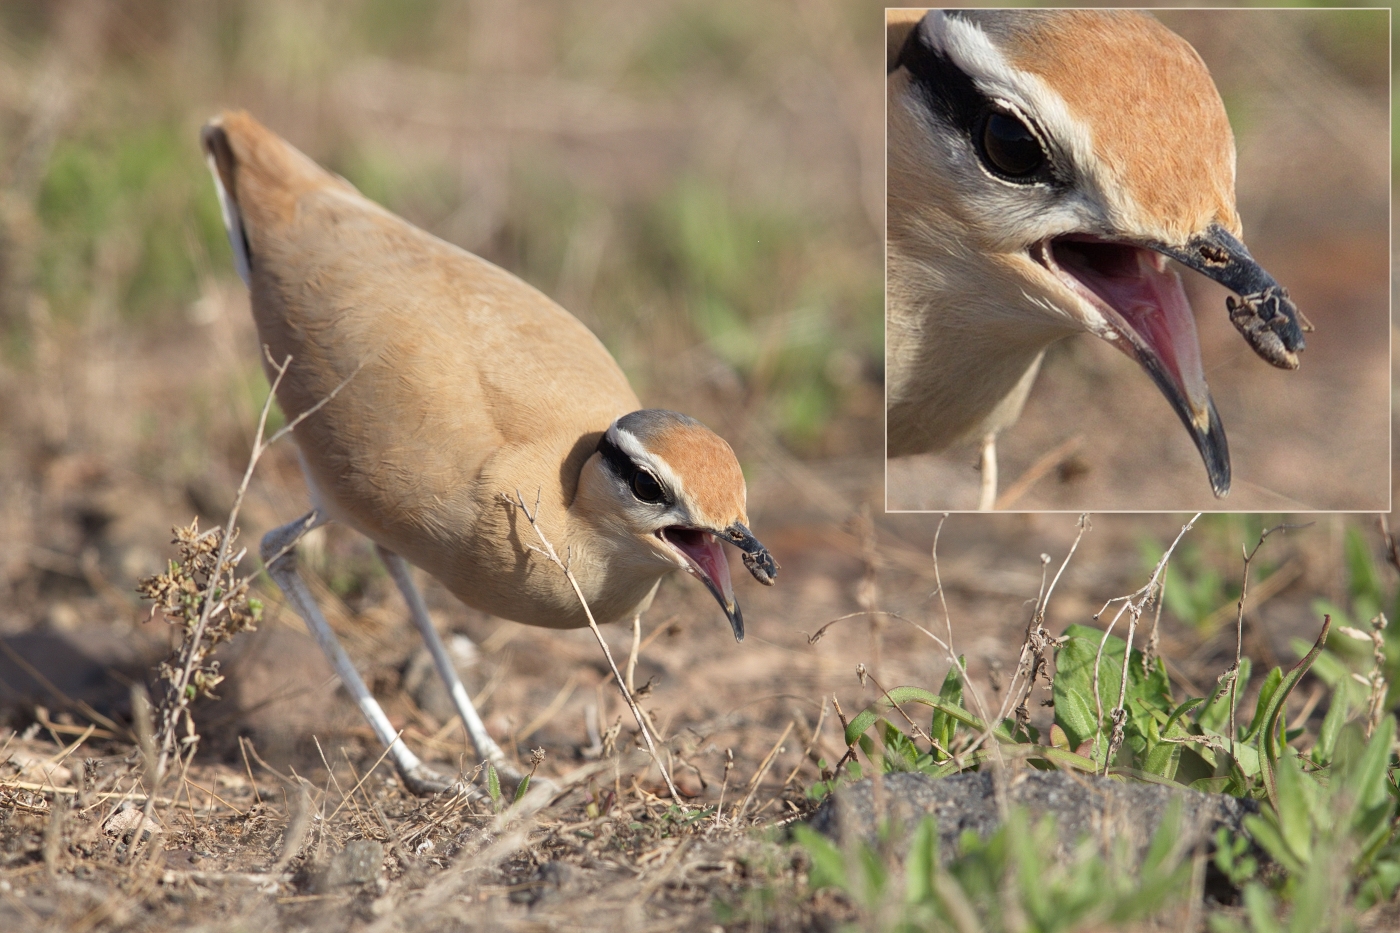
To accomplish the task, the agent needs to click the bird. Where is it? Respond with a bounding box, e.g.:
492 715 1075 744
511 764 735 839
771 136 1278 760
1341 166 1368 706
885 9 1306 509
200 111 777 795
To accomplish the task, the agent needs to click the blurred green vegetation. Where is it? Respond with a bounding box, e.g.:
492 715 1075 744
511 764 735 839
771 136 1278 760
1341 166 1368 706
1140 514 1285 634
36 120 230 322
1 0 882 458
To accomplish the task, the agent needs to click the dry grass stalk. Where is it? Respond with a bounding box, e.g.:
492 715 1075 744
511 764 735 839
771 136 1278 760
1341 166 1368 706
734 720 793 821
993 434 1084 510
999 513 1090 733
503 488 683 804
138 350 360 791
1092 513 1200 771
714 748 734 827
1226 522 1309 743
1338 614 1389 738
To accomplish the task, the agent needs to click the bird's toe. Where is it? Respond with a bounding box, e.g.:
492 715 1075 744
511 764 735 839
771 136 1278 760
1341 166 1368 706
399 763 458 797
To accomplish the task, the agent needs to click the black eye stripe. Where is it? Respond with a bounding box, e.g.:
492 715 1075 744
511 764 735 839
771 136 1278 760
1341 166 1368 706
596 434 674 507
897 23 1060 188
597 433 634 478
897 24 984 133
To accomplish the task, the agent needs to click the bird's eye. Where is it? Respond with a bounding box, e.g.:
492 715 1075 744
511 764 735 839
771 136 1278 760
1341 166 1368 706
631 470 664 503
979 110 1045 179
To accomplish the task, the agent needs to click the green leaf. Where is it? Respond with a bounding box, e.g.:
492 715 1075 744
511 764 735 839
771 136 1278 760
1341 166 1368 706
1053 627 1115 752
1053 624 1173 761
857 733 877 769
792 825 849 892
1312 677 1352 767
512 773 531 804
1241 882 1286 933
929 659 965 757
486 763 501 803
1345 526 1382 605
843 686 995 748
881 720 918 772
1243 813 1305 876
1258 617 1331 809
856 846 888 903
1244 666 1283 742
1142 738 1181 781
1342 714 1396 814
905 817 937 904
1272 750 1315 867
1163 697 1204 736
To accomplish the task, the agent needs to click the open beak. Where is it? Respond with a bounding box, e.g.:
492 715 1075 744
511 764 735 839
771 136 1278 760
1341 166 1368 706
1032 227 1303 500
658 522 776 643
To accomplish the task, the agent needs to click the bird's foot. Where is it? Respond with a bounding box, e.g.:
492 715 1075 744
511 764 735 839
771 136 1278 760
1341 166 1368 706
399 762 467 798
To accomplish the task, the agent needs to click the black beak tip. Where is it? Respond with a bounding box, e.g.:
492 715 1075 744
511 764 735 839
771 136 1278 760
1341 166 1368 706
728 603 745 643
726 522 778 586
1176 226 1305 370
1196 401 1231 499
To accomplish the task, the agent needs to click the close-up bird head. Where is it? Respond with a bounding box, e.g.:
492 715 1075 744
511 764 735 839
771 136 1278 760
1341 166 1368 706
888 9 1308 498
578 409 777 641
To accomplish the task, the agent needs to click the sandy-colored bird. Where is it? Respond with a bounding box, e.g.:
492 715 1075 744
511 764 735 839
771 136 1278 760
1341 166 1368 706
886 10 1306 508
201 111 776 795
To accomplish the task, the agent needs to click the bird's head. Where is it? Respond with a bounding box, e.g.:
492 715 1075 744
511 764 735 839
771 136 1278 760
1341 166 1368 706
890 9 1307 497
576 410 776 641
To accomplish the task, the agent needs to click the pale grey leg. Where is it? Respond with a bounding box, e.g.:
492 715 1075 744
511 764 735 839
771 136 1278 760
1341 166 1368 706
978 432 998 512
376 546 523 782
261 513 452 796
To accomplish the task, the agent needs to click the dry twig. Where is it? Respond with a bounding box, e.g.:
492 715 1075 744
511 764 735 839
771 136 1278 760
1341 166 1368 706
1092 514 1199 771
503 489 683 804
1226 523 1310 742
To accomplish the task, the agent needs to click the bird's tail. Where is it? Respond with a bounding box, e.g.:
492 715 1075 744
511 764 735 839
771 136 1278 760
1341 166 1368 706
200 116 251 285
199 110 356 287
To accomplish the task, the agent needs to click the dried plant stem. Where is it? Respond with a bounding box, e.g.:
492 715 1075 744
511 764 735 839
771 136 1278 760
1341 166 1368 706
928 515 990 727
1092 513 1200 771
153 351 361 785
807 610 950 653
998 514 1090 731
1227 523 1308 743
505 489 683 805
735 721 793 821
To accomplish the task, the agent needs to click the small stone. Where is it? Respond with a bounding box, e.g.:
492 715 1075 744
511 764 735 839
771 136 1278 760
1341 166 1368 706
311 840 384 891
103 803 163 840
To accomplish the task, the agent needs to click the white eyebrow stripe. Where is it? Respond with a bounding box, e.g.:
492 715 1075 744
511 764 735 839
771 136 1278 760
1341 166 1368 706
920 12 1133 229
605 421 692 510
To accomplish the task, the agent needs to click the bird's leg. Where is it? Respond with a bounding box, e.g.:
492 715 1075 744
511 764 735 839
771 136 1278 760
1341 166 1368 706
375 546 524 784
261 515 452 797
977 432 998 511
624 611 642 694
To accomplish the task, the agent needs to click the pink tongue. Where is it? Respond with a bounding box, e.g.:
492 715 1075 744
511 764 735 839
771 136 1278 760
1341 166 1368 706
1081 250 1211 421
674 533 736 607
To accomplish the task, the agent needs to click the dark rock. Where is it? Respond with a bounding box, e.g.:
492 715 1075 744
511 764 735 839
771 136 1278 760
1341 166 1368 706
808 770 1256 867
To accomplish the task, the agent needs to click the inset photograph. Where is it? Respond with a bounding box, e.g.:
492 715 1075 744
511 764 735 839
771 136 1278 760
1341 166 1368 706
885 8 1390 511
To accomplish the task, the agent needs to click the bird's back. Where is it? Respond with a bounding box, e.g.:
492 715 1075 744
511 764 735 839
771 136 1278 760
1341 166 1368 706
204 112 640 609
